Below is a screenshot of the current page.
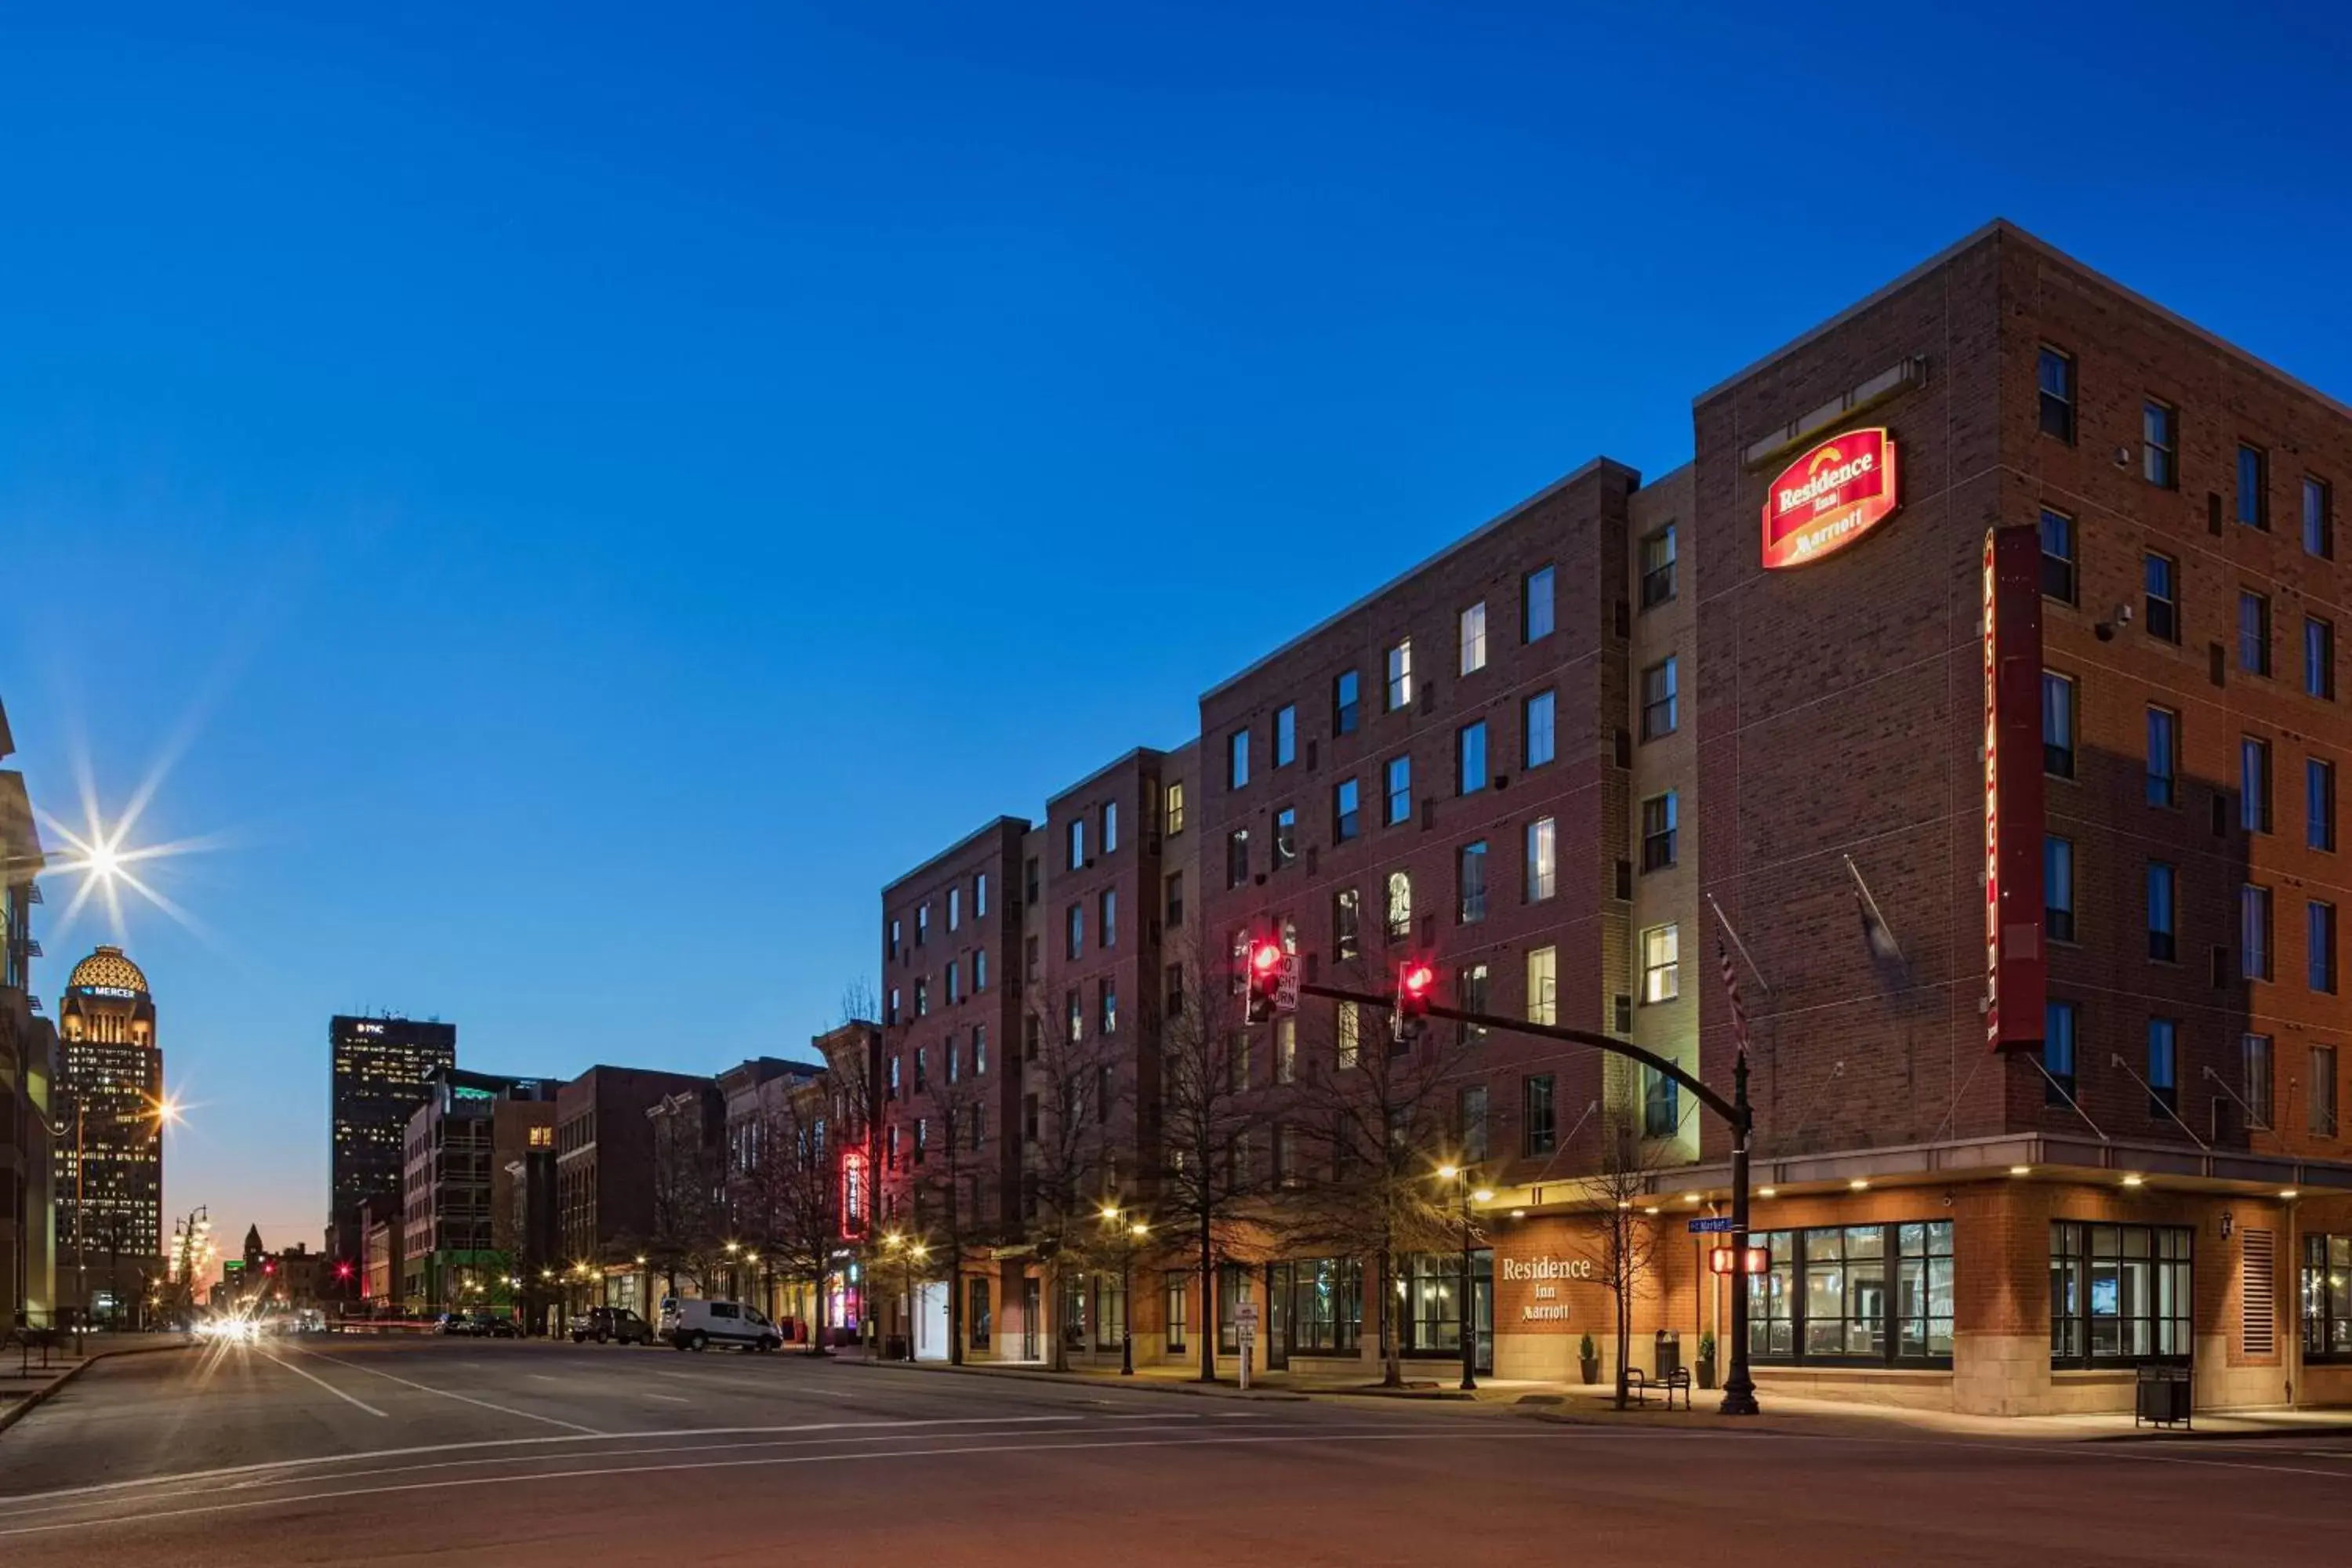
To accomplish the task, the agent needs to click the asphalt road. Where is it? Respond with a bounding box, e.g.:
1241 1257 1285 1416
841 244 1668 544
3 1337 2351 1565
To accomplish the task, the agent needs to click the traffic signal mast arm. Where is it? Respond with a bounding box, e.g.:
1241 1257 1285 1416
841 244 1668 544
1297 980 1744 1134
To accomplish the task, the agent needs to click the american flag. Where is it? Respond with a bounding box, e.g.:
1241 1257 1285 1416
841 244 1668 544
1719 939 1751 1059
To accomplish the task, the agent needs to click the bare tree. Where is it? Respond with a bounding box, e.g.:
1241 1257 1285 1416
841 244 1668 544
1280 991 1486 1388
645 1091 725 1298
1577 1106 1674 1409
1148 932 1273 1381
1019 990 1130 1371
735 1085 844 1354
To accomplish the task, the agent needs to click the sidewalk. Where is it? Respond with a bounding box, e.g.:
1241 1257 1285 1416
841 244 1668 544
0 1333 194 1439
834 1352 2352 1441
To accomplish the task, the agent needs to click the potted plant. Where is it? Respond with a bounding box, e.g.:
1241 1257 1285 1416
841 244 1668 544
1577 1331 1599 1385
1696 1331 1718 1390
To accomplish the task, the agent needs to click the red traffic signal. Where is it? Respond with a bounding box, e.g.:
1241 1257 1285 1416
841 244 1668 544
336 1261 354 1279
263 1261 276 1276
1393 960 1436 1041
1245 939 1285 1024
1708 1245 1770 1276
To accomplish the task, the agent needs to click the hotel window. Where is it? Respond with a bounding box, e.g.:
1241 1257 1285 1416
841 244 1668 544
2147 861 2177 963
2146 705 2179 807
2241 590 2272 676
2244 735 2273 833
1066 902 1083 960
1640 524 1677 608
2045 837 2075 943
2042 671 2076 779
1526 946 1557 1025
1226 828 1250 889
1336 1000 1361 1069
2039 508 2078 604
1457 720 1489 795
1384 755 1412 826
1165 871 1184 927
1229 729 1250 789
1069 818 1085 869
2314 1050 2341 1139
1275 704 1297 768
1274 807 1298 867
2244 1033 2275 1128
1522 1074 1556 1157
1384 871 1412 941
1334 777 1361 842
2143 551 2180 644
2143 399 2177 488
1641 658 1679 739
1642 1064 1677 1139
1457 840 1488 924
2045 1000 2077 1104
1103 801 1118 854
2308 616 2336 700
2311 901 2339 995
1458 1085 1490 1163
1641 923 1679 1004
1099 889 1117 949
1334 888 1361 960
1526 815 1557 903
2238 441 2269 528
1334 670 1360 736
2049 1222 2192 1367
2244 884 2274 981
2307 476 2336 561
1748 1221 1954 1367
1456 962 1489 1046
1524 564 1556 641
2037 345 2075 442
1386 639 1414 712
1164 781 1186 836
2312 758 2337 851
1524 690 1555 768
2147 1018 2177 1116
1460 601 1488 675
2303 1236 2352 1359
1641 793 1678 872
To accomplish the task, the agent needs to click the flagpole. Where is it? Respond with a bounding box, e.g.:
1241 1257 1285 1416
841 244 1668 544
1706 894 1773 996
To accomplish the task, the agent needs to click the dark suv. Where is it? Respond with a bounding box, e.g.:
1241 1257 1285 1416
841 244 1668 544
569 1305 653 1345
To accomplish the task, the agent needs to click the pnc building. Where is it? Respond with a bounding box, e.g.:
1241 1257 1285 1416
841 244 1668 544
55 946 165 1264
329 1013 456 1244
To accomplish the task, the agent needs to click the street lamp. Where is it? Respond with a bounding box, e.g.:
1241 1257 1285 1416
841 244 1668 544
1436 1164 1489 1392
1100 1203 1148 1376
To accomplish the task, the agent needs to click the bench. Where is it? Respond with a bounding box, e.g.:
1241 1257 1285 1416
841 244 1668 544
1622 1367 1692 1410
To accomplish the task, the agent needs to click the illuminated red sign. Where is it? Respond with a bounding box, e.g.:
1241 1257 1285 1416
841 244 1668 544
1982 524 2048 1052
1759 428 1900 568
840 1149 869 1240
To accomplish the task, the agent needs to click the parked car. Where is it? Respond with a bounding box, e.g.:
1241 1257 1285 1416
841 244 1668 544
569 1305 654 1345
435 1312 473 1336
466 1312 518 1338
657 1297 782 1353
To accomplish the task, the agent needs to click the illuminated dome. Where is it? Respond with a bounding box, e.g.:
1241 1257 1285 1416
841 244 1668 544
68 945 150 996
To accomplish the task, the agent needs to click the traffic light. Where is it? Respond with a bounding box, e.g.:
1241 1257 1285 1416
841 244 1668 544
335 1261 354 1280
1394 960 1436 1042
1244 938 1285 1024
263 1260 276 1276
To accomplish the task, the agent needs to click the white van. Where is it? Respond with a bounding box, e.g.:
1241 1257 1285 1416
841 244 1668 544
657 1297 783 1353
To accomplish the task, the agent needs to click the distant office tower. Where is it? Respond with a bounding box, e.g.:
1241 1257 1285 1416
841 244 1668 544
55 946 165 1261
329 1014 456 1232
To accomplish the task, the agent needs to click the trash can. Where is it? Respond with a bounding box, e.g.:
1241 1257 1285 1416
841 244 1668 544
2134 1363 2192 1428
1653 1330 1681 1381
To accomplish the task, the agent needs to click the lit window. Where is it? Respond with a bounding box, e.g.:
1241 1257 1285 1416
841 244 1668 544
1526 946 1557 1025
1459 602 1488 675
1386 639 1413 711
1526 816 1556 902
1641 924 1679 1004
1385 871 1412 941
1274 808 1298 867
1164 781 1186 836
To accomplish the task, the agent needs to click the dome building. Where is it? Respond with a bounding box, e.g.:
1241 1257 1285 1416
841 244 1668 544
56 945 166 1293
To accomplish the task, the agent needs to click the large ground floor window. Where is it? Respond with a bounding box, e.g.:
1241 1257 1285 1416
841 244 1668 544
1061 1272 1125 1353
1749 1221 1953 1366
1398 1250 1490 1359
2305 1234 2352 1361
1280 1258 1363 1355
2050 1221 2190 1367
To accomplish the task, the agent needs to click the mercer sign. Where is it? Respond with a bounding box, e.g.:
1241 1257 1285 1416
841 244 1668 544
1759 428 1900 569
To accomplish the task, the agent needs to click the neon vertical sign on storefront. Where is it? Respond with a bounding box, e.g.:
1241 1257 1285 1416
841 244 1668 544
1759 428 1900 568
839 1148 869 1239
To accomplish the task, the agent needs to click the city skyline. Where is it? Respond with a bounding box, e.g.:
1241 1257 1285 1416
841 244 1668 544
7 0 2352 1256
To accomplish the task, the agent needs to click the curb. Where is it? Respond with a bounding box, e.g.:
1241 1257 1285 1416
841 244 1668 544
2083 1422 2352 1443
835 1356 1311 1402
0 1340 194 1440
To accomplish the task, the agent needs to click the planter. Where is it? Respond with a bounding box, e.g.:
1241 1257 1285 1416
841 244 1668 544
1578 1357 1600 1385
1697 1359 1717 1391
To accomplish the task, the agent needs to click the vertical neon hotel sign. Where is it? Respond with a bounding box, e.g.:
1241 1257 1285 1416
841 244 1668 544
1981 525 2047 1052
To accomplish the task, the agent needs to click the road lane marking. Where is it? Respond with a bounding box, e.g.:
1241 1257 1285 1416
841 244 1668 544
0 1415 1092 1512
286 1348 606 1436
257 1352 388 1420
0 1428 1579 1537
644 1394 691 1403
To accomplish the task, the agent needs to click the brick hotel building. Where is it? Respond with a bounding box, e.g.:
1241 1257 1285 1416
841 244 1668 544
871 221 2352 1416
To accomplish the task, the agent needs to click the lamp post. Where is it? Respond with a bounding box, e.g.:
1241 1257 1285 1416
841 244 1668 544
1100 1205 1149 1376
1436 1166 1492 1392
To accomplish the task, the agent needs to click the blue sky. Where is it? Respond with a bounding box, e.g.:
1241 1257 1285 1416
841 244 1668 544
5 2 2348 1246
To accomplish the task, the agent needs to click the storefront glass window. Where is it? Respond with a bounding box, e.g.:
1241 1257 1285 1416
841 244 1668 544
1060 1273 1090 1352
1286 1258 1363 1354
2049 1221 2191 1367
2303 1235 2352 1361
1398 1251 1491 1357
1748 1221 1951 1366
1164 1270 1189 1354
1218 1263 1250 1354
